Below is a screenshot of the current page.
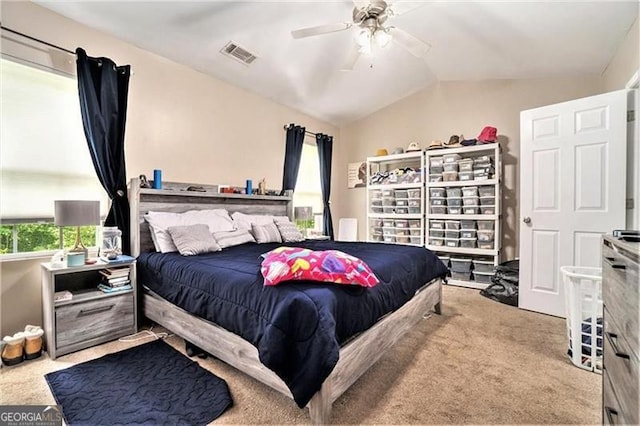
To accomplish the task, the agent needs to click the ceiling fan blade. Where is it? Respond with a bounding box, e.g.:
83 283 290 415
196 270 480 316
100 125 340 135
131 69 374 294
352 0 370 10
389 27 431 58
340 45 362 71
387 1 425 16
291 22 353 39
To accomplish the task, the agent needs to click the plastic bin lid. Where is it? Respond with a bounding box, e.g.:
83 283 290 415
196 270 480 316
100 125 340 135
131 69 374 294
450 257 472 262
474 271 494 276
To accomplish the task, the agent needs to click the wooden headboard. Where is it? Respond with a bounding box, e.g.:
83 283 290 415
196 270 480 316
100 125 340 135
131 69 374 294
128 178 293 256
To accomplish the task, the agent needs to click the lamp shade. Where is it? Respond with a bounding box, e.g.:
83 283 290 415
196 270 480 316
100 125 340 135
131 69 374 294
294 206 313 221
54 200 101 226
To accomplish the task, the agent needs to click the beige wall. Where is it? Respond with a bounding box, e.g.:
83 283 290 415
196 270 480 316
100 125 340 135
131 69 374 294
0 2 338 337
333 77 604 260
603 18 638 91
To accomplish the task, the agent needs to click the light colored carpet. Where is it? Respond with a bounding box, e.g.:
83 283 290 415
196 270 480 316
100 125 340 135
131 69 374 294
0 285 600 424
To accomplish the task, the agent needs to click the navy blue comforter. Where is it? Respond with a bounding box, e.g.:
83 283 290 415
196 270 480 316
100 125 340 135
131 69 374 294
137 241 447 407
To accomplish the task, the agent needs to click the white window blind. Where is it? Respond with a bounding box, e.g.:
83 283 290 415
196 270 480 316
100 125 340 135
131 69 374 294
0 58 107 220
293 142 323 214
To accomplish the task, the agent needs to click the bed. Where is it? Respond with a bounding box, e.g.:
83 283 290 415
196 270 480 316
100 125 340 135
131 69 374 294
129 178 446 424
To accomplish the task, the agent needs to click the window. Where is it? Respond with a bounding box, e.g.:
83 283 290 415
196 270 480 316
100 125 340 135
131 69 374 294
0 57 106 256
293 142 323 233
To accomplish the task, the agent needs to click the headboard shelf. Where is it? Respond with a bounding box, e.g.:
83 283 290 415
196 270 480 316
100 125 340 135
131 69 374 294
129 178 293 256
139 187 291 202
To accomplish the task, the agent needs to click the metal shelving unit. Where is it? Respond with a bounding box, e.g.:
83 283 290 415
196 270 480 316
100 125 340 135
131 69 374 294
366 151 425 247
424 143 502 289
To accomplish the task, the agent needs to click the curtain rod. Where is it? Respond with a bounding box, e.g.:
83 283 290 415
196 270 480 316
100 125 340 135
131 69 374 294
283 124 317 137
1 24 75 55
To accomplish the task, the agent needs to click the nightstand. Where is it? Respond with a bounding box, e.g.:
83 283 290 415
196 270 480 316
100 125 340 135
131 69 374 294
41 258 137 360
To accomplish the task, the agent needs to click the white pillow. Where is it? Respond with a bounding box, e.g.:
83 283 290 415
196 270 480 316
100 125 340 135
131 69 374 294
144 209 234 253
231 212 278 231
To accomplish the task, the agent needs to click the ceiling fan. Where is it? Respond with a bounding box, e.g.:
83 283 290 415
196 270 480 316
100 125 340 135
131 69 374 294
291 0 431 70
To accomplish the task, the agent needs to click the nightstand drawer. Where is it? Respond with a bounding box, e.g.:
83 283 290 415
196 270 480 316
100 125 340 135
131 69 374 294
56 294 134 348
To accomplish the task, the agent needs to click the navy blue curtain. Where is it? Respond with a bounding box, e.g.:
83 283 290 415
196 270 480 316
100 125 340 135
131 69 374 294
281 124 306 195
76 48 132 254
316 133 334 239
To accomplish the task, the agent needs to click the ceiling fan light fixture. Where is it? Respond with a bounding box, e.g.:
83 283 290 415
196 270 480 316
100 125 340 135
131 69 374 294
355 27 372 47
374 28 391 48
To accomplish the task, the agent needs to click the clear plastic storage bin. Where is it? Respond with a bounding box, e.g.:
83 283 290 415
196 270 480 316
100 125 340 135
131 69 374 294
383 235 396 243
460 238 477 248
429 237 444 246
396 207 409 214
443 153 461 163
447 206 462 215
396 236 410 244
463 206 479 215
445 238 460 247
443 171 458 182
408 219 421 228
480 206 495 215
461 219 477 229
450 257 472 272
478 186 495 197
445 220 461 230
445 229 460 238
409 236 421 245
463 196 478 206
395 219 409 228
395 199 408 207
444 162 459 172
458 159 474 172
431 197 447 206
480 196 495 206
446 188 462 198
477 230 495 242
451 271 471 281
430 220 445 229
460 229 477 239
407 189 421 198
462 187 478 197
477 220 494 230
429 229 445 238
395 189 408 199
431 206 446 215
429 187 446 198
459 171 473 181
429 173 443 182
396 228 409 236
473 271 493 284
447 197 463 207
473 259 495 273
560 266 603 373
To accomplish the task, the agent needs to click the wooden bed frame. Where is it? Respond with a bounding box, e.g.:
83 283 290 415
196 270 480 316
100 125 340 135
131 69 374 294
128 178 442 424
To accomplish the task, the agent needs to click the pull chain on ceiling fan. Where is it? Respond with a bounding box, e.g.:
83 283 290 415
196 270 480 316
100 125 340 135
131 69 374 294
291 0 430 70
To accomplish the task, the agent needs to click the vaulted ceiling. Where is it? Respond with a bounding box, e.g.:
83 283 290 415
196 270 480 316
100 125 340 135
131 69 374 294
37 1 638 125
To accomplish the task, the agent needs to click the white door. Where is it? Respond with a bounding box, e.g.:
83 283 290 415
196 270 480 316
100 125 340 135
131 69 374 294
519 90 627 317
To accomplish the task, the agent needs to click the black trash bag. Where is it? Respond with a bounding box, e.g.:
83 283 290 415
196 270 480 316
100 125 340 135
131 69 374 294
479 259 519 307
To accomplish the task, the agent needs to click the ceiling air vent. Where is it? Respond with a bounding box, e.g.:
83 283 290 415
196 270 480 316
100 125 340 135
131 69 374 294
221 41 257 65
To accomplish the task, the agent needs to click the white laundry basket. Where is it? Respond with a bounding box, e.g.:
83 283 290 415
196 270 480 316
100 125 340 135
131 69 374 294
560 266 603 374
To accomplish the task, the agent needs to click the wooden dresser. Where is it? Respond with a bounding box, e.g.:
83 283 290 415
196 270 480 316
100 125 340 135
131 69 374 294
602 235 640 425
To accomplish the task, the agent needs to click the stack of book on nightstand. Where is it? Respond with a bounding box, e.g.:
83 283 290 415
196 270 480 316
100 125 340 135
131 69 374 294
98 265 132 293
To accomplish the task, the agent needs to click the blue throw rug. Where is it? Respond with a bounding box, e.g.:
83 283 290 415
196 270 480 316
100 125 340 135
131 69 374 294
45 339 232 425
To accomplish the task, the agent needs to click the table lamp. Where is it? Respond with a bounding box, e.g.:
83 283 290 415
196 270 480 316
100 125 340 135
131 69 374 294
54 200 100 265
294 206 313 236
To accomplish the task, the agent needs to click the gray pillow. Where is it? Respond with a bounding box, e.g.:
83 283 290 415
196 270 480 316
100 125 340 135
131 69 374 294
275 220 304 243
212 229 256 249
252 222 283 244
166 224 221 256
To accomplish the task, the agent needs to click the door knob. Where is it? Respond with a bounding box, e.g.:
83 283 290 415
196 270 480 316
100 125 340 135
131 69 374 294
523 217 531 224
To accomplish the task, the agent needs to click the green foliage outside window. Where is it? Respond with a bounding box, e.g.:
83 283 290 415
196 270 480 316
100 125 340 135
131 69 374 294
295 218 315 232
0 223 98 255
